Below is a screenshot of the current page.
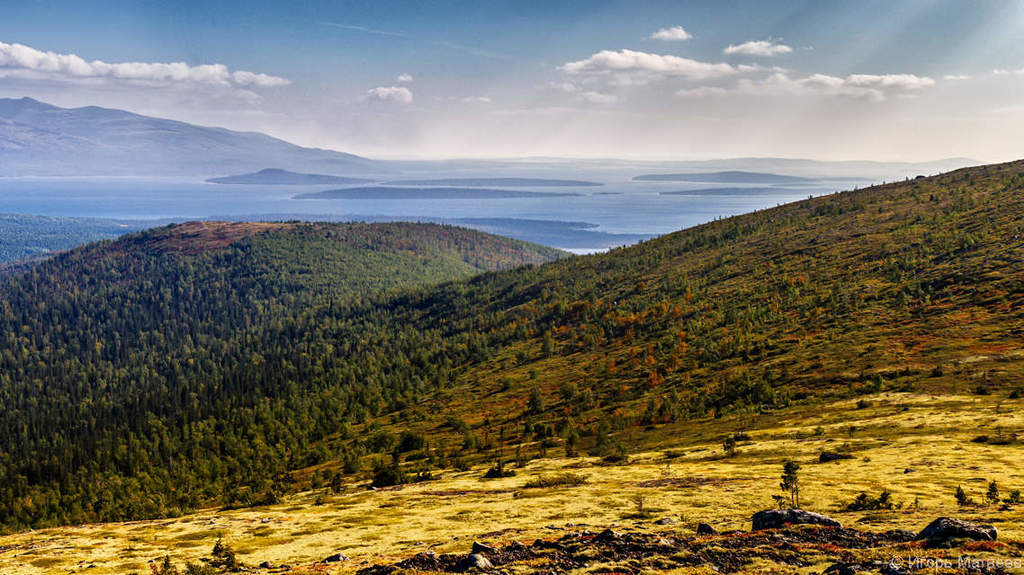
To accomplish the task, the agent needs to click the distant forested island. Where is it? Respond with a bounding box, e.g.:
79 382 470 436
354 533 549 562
295 186 582 199
660 187 813 196
207 168 374 185
633 170 814 183
382 177 602 187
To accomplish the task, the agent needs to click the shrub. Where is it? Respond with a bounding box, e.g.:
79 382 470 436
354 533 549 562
397 431 427 453
955 485 973 507
843 490 893 511
986 481 1000 504
371 459 407 488
722 435 737 457
483 462 516 479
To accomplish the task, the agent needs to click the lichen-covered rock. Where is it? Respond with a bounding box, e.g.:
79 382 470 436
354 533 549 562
916 517 997 543
471 541 496 554
751 508 841 530
696 523 717 535
456 553 494 571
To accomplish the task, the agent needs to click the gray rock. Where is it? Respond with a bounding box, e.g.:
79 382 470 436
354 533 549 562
916 517 997 543
471 541 496 554
696 523 717 535
456 553 494 571
654 517 677 525
751 508 842 530
323 553 349 563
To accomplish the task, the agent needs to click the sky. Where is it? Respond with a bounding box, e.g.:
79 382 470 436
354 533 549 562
1 0 1023 162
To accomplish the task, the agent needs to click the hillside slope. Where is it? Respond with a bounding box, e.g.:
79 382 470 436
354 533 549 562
0 160 1021 536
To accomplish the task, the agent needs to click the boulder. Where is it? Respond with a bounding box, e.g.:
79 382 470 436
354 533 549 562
654 517 677 525
595 528 621 542
323 553 349 563
456 553 494 572
916 517 996 543
696 523 717 535
819 451 854 463
751 509 842 530
471 541 496 555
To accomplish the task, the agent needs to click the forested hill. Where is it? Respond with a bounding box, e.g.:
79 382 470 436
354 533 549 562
0 161 1023 532
0 222 562 530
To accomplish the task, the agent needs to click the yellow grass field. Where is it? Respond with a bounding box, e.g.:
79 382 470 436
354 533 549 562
3 392 1022 574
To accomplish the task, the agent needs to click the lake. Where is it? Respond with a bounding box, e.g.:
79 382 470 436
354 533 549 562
0 177 862 251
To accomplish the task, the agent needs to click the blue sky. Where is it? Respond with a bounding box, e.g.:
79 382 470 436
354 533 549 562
2 0 1023 160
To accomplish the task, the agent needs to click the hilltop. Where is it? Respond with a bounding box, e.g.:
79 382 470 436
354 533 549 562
0 161 1022 572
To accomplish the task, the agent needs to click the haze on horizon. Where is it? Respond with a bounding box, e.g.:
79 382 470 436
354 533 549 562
1 0 1022 163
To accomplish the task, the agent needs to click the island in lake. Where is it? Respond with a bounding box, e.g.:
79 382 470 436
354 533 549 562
660 187 815 196
633 170 814 184
295 187 583 200
207 168 374 185
382 177 602 187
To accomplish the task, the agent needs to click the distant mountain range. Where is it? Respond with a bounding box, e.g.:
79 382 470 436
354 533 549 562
0 97 380 177
0 97 981 181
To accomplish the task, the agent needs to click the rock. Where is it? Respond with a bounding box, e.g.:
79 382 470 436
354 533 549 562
916 517 997 543
324 553 349 563
532 538 564 550
506 541 529 553
595 528 621 542
819 451 854 463
258 561 272 569
471 541 496 555
751 509 842 530
456 553 493 571
696 523 717 535
903 468 915 473
654 517 677 525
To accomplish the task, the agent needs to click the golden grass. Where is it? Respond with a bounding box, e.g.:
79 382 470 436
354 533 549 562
2 392 1022 574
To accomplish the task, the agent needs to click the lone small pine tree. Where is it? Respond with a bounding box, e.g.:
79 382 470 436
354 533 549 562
780 461 800 508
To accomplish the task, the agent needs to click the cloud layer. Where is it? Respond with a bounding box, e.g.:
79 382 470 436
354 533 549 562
0 41 289 87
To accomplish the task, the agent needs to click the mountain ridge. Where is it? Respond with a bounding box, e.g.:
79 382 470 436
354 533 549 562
0 97 380 177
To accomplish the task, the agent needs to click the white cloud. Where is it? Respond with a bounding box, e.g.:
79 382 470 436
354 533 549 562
650 26 692 41
993 68 1024 75
0 41 289 87
723 40 793 57
365 85 414 104
943 74 970 81
397 73 413 83
738 72 935 101
561 49 740 80
580 91 617 104
461 96 492 103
